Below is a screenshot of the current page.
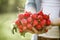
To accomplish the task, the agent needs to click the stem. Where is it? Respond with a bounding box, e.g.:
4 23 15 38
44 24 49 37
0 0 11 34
32 27 40 34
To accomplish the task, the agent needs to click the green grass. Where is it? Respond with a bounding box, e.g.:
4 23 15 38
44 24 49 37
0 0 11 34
0 13 32 40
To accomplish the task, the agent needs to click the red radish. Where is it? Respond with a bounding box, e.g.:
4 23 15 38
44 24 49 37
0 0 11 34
25 11 32 15
18 14 24 20
43 14 49 20
33 20 38 26
23 26 27 31
27 17 32 23
32 14 37 19
19 29 23 33
38 10 43 16
27 23 32 30
38 15 43 20
24 12 31 18
45 29 48 32
15 19 20 26
40 19 46 27
36 24 42 30
21 19 27 25
46 19 51 26
18 25 23 29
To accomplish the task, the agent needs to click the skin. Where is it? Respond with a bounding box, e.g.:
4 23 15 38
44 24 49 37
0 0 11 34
51 18 60 26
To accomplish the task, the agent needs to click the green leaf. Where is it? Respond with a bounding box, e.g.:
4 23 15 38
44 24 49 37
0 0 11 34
41 26 46 33
12 24 17 34
12 28 14 34
20 32 26 37
14 25 17 32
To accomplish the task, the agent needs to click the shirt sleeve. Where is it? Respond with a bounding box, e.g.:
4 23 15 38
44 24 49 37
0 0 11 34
31 34 38 40
25 0 37 13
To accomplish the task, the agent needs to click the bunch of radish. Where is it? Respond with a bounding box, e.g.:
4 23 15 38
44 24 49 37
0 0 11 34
12 11 51 36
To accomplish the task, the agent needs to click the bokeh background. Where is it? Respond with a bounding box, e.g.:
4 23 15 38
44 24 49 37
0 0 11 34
0 0 32 40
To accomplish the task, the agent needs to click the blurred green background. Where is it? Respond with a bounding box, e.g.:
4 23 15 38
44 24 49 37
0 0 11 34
0 0 32 40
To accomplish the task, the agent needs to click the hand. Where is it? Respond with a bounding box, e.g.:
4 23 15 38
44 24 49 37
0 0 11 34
51 18 60 26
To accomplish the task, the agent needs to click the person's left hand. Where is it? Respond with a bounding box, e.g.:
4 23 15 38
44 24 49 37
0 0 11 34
51 18 60 26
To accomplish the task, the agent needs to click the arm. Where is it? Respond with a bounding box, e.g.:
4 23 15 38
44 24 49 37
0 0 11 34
25 0 36 13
